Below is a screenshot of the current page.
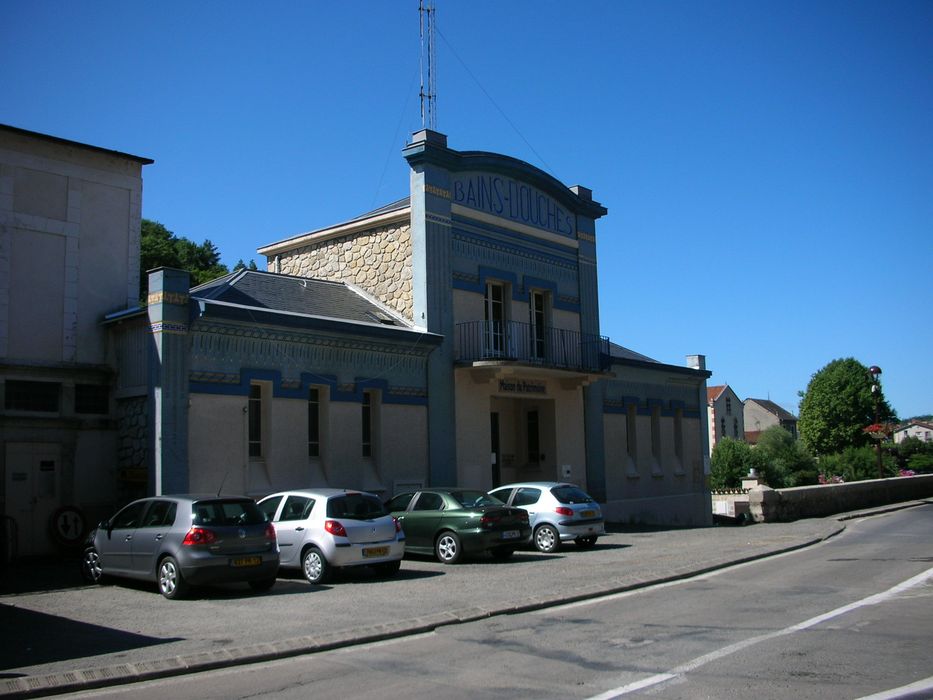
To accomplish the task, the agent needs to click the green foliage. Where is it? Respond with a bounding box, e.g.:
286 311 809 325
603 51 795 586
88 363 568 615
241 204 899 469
817 446 896 482
233 259 259 271
710 438 765 489
754 426 818 487
140 219 229 299
797 358 897 456
895 437 933 474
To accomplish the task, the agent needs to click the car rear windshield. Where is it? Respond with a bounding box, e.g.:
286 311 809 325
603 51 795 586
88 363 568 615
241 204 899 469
450 491 503 508
550 486 594 504
326 493 388 520
192 500 267 526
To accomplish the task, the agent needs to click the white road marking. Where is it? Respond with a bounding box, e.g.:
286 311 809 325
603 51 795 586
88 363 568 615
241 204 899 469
855 675 933 699
586 566 933 700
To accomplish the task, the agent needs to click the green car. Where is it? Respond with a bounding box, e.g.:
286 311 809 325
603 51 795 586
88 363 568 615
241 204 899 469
386 489 531 564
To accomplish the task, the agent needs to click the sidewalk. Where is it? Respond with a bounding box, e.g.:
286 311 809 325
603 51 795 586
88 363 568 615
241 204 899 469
0 505 919 699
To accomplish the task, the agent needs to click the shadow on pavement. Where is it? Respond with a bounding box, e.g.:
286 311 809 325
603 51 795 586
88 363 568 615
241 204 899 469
0 555 85 596
0 604 182 673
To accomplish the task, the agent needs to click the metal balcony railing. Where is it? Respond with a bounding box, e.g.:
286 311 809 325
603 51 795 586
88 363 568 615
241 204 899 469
456 321 610 372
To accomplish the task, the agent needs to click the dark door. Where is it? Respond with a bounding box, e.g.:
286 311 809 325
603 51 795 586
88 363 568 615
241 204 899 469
490 412 501 488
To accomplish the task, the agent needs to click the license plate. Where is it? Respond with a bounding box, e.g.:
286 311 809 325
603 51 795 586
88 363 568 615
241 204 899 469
502 530 520 539
581 510 595 518
363 546 390 558
232 556 261 567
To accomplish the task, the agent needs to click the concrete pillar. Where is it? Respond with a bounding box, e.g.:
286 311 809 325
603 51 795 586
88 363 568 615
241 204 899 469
146 267 191 495
403 130 457 486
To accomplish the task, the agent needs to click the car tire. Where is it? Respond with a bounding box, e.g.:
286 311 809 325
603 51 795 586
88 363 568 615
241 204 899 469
575 536 598 549
534 524 561 553
375 560 401 577
248 577 276 592
158 555 189 600
491 547 514 560
80 545 105 584
302 546 331 584
435 531 462 564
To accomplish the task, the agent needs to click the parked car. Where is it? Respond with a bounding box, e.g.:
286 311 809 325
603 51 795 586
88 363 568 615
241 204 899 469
489 482 605 553
386 488 530 564
257 489 404 584
80 495 280 599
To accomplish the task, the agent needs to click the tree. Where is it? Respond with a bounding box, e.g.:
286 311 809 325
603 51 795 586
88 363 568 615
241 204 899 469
754 426 817 487
797 358 897 456
140 219 229 299
233 259 259 271
710 438 765 489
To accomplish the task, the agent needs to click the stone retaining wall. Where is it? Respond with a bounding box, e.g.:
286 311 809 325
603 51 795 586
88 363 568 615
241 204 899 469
748 474 933 522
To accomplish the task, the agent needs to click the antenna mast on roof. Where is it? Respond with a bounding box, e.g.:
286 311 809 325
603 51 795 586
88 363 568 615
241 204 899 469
419 0 437 130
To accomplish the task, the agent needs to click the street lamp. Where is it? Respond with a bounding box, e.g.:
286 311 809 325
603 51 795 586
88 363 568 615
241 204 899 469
869 365 883 479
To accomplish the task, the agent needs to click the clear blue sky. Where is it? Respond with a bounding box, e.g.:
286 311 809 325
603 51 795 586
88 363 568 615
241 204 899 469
4 1 931 419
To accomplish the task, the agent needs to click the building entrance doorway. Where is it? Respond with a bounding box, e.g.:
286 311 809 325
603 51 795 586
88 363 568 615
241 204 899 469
489 396 556 484
4 443 61 556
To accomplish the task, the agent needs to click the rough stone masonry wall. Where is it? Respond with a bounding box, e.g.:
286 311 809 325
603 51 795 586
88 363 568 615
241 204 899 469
275 223 413 321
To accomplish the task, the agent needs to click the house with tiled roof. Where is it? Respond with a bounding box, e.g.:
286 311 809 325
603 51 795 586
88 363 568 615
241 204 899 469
894 421 933 444
706 384 744 455
743 398 798 442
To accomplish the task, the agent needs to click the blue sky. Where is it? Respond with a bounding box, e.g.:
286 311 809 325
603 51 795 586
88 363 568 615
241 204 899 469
3 1 931 419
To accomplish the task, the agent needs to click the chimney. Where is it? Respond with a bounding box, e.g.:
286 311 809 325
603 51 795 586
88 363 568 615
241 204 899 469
686 354 706 371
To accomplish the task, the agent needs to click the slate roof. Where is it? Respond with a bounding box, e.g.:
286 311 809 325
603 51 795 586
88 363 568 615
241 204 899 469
745 398 797 421
191 269 411 329
608 342 659 363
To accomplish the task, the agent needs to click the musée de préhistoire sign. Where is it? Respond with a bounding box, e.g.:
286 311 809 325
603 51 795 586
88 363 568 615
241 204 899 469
498 379 547 395
452 172 576 238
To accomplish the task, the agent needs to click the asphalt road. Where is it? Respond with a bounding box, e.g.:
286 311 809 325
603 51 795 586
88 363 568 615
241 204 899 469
41 505 933 699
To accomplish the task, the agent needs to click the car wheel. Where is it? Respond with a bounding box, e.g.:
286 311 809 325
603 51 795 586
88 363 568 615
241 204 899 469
375 560 401 577
534 524 561 553
575 536 598 549
302 546 331 584
491 547 514 560
248 577 276 592
158 556 189 600
81 546 105 584
435 531 462 564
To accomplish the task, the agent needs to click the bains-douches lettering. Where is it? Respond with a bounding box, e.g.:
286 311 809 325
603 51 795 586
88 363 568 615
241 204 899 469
453 174 575 237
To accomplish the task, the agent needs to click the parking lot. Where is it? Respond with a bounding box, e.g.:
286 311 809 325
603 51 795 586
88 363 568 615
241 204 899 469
1 518 843 694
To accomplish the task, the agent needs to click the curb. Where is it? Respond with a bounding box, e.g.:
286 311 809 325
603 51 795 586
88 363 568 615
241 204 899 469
0 522 846 699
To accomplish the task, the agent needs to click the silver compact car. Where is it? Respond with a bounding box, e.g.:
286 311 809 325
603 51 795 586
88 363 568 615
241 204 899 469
80 495 280 599
488 482 605 553
257 489 404 584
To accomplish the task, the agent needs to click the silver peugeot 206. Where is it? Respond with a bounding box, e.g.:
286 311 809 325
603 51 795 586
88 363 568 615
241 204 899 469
489 482 605 553
81 495 280 599
258 488 404 584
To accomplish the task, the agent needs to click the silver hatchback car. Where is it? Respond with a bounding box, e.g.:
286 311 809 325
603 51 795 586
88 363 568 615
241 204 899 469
489 482 605 553
258 489 404 584
80 495 280 599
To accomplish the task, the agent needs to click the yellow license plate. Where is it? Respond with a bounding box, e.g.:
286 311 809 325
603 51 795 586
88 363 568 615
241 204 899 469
581 510 595 518
232 556 261 567
362 546 390 558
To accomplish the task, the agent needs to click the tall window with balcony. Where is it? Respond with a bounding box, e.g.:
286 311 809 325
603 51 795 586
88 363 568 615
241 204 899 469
484 281 507 358
530 290 548 361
